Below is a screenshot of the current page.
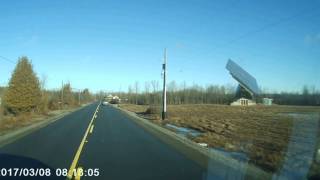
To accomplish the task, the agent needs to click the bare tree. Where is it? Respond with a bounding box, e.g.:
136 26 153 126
151 80 159 105
123 81 320 106
39 74 49 113
134 81 139 104
144 81 150 105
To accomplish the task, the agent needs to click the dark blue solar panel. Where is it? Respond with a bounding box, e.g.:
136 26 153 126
226 59 260 95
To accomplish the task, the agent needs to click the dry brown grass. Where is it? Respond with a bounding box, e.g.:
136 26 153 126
119 104 161 120
120 103 320 173
119 104 148 113
0 113 41 135
0 108 71 136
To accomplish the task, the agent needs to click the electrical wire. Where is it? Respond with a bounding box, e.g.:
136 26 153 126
211 6 320 55
0 56 15 64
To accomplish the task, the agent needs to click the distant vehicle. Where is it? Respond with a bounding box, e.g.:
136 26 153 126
102 101 109 106
109 96 121 104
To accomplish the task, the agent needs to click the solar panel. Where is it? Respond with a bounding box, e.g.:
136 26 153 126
226 59 260 95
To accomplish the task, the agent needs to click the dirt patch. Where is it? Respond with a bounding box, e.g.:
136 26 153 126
119 104 160 121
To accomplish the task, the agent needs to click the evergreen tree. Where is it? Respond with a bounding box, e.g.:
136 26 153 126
4 57 41 114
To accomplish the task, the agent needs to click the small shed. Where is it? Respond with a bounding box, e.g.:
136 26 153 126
231 98 256 106
263 98 273 106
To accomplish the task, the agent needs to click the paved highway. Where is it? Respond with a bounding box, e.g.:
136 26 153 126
0 102 217 180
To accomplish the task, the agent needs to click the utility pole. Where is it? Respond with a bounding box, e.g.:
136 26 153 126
162 48 167 120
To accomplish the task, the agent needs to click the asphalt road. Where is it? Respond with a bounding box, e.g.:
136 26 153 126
0 102 214 180
79 104 207 180
0 103 98 179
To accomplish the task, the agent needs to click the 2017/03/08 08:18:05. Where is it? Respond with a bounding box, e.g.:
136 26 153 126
0 168 100 177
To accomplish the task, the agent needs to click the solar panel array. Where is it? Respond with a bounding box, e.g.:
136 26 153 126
226 59 260 95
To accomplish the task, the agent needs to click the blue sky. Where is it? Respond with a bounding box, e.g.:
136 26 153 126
0 0 319 93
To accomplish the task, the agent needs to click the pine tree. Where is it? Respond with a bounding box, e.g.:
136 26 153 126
4 57 41 114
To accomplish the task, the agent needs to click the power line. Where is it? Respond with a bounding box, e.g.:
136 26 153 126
0 56 15 64
212 6 320 53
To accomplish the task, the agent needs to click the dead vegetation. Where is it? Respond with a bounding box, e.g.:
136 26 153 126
119 103 320 173
0 109 71 136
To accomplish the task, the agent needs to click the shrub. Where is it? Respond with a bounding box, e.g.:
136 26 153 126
145 105 160 114
38 91 49 114
62 83 75 107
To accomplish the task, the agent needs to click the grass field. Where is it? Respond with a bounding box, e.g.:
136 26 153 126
119 103 320 175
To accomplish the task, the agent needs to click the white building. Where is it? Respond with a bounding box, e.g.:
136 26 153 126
106 94 113 102
112 95 120 100
231 98 256 106
263 98 273 106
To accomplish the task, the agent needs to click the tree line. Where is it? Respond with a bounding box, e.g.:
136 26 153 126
113 81 320 106
2 56 318 118
262 85 320 106
0 57 95 116
111 81 236 105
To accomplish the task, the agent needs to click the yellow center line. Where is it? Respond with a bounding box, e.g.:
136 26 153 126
75 167 83 180
89 125 94 134
67 103 101 179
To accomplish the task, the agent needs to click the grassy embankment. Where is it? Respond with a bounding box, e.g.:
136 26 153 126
119 103 320 173
0 105 84 136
